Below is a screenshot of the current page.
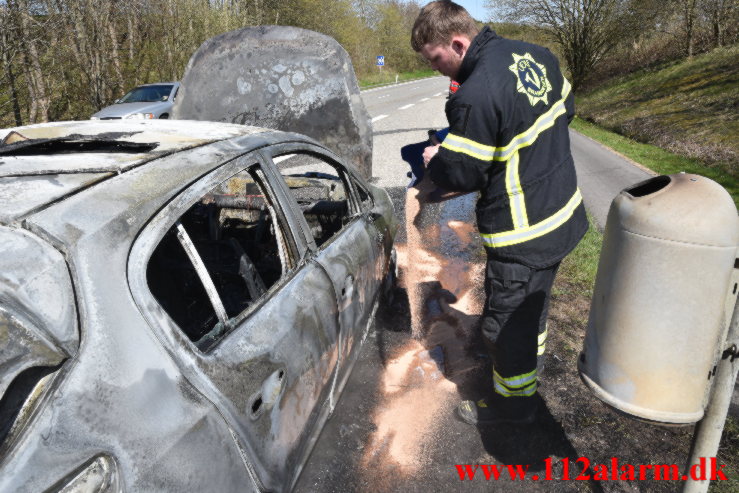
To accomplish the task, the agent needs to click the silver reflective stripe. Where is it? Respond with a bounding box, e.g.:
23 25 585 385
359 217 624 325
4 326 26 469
494 368 537 389
481 189 582 248
494 381 538 397
176 222 229 324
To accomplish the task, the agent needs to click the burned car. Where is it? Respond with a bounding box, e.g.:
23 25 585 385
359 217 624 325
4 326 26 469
0 120 397 492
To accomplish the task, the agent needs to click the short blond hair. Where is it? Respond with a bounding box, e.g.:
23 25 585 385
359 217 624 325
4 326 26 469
411 1 479 52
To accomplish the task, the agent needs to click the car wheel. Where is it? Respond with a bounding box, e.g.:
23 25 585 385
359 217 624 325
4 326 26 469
159 114 169 119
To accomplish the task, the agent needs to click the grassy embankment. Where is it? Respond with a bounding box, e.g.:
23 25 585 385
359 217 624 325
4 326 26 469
574 44 738 206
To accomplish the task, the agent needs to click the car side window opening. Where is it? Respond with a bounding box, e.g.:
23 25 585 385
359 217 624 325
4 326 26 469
146 165 290 351
352 178 373 211
275 153 354 248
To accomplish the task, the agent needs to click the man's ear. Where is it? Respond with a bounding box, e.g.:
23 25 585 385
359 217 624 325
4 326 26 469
450 36 470 57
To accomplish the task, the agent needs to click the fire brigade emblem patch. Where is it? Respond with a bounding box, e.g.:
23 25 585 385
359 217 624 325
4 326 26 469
509 53 552 106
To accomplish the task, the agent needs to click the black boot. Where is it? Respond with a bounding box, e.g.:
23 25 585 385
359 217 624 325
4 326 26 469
457 394 537 425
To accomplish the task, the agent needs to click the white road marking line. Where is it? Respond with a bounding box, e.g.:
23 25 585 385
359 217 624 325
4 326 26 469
420 97 430 102
372 114 389 123
434 92 444 97
360 75 445 93
399 104 415 110
379 95 389 99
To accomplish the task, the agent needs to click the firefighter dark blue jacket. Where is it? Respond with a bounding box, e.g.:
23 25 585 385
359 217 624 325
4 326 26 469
428 27 587 268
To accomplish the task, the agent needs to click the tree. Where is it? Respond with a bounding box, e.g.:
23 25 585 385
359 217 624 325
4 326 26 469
0 4 24 126
682 0 698 56
0 0 428 125
700 0 736 48
486 0 638 90
375 0 424 73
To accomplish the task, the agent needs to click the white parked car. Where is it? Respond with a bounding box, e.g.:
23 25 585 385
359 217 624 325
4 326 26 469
91 82 180 120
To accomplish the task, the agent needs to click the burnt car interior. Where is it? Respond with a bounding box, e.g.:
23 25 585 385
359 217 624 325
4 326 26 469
146 153 363 352
147 166 290 351
275 153 353 248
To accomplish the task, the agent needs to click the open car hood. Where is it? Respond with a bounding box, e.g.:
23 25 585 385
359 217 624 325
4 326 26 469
173 26 373 179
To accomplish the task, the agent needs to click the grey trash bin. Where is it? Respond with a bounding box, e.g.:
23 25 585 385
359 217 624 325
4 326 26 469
579 173 739 424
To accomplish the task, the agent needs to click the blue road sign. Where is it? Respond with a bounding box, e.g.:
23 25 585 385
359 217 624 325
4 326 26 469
376 55 385 66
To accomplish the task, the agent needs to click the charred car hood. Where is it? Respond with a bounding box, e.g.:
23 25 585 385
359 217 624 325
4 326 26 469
174 25 373 179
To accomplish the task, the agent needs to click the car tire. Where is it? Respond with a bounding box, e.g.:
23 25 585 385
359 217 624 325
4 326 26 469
159 114 169 119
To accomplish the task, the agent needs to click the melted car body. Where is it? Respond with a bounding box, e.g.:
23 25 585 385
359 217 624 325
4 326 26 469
0 120 397 492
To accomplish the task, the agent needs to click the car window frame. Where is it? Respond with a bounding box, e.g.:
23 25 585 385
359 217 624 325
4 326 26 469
129 150 310 354
261 142 368 256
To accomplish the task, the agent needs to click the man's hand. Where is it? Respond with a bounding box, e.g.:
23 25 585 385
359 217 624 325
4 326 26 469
423 144 440 165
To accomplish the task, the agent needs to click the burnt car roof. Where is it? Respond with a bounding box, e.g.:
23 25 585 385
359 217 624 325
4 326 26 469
0 120 301 226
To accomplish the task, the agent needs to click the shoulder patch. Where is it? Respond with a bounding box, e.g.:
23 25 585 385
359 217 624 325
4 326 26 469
509 52 552 106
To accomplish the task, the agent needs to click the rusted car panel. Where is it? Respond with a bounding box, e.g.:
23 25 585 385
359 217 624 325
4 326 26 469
0 120 397 492
174 26 373 180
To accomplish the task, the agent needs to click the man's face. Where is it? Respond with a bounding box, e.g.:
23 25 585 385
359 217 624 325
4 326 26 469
419 37 469 80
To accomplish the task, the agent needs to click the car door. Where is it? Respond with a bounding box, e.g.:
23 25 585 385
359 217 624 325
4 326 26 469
265 145 381 388
132 152 341 492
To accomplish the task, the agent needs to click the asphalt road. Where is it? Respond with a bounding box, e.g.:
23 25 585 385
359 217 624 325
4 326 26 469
294 77 666 492
569 131 654 228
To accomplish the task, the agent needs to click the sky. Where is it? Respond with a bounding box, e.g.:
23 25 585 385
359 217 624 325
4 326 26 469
451 0 488 22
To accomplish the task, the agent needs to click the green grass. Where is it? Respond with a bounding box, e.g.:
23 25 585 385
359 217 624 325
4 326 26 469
358 68 436 88
712 415 739 492
571 117 738 208
576 44 737 175
555 213 603 298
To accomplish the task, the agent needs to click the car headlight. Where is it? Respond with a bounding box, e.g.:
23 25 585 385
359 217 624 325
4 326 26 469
52 455 119 493
90 116 100 120
125 113 155 119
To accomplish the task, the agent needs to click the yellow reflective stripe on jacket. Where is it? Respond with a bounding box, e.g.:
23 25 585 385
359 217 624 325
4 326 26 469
537 327 547 356
506 151 528 228
441 133 499 161
481 189 582 248
440 76 573 245
495 77 572 162
441 134 529 227
439 76 572 163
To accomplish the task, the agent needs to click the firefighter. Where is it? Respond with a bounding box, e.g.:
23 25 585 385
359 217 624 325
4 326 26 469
411 0 587 425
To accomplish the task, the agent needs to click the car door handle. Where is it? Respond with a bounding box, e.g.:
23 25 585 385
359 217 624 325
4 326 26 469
249 368 286 419
341 275 354 299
